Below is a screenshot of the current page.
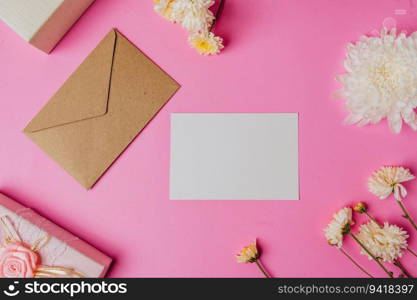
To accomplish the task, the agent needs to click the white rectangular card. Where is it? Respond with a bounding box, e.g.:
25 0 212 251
170 113 299 200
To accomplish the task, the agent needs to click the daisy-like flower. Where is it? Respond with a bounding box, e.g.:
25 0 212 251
337 28 417 133
189 31 224 55
368 166 415 200
357 221 408 263
153 0 178 22
236 240 271 278
324 207 354 248
236 241 259 263
171 0 215 31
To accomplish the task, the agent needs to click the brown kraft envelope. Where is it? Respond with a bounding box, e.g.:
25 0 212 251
23 29 180 189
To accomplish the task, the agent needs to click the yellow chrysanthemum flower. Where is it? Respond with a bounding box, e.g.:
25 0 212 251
236 241 259 263
188 31 224 55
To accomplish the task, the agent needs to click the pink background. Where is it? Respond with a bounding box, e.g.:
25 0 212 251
1 0 417 277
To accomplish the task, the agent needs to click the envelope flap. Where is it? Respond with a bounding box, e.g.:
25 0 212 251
24 30 117 133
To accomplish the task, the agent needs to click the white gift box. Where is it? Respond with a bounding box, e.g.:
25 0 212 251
0 0 95 53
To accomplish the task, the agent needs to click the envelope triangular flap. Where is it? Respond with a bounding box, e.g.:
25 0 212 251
24 30 117 133
23 29 180 189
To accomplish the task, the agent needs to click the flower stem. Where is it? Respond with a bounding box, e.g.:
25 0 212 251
339 248 374 278
407 247 417 259
210 0 225 31
365 212 379 225
349 233 393 278
255 259 271 278
396 200 417 231
393 260 412 278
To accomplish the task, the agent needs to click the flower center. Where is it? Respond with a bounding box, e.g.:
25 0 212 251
372 232 389 247
196 41 212 52
5 260 22 275
370 62 400 95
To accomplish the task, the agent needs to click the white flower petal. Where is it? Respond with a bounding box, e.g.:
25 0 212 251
171 0 215 31
393 185 401 200
388 112 402 134
344 114 363 125
401 108 417 130
398 183 408 199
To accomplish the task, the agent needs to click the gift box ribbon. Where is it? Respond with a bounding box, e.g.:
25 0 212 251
0 216 85 278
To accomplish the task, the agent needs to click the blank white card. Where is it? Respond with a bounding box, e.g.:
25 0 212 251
170 113 299 200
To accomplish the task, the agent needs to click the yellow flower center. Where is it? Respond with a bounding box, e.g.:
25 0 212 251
195 40 213 52
370 61 402 96
372 232 389 247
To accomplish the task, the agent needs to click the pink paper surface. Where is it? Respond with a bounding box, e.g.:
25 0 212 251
1 0 417 277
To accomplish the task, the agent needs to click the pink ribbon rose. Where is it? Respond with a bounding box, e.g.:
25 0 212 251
0 242 39 278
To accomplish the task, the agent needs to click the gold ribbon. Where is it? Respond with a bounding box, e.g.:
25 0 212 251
0 216 21 244
0 216 85 278
34 266 85 278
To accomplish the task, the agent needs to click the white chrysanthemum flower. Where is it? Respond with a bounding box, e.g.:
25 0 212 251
153 0 178 22
368 166 415 200
172 0 215 31
337 28 417 134
324 207 354 248
357 221 408 263
189 31 223 55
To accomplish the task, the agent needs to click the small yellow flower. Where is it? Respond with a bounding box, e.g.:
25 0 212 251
188 31 224 55
353 202 367 213
236 241 259 263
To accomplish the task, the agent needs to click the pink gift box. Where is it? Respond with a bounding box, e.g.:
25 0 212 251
0 193 111 278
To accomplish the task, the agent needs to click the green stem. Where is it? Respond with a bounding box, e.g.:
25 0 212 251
396 200 417 231
393 260 412 278
349 233 393 278
255 260 271 278
339 248 374 278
